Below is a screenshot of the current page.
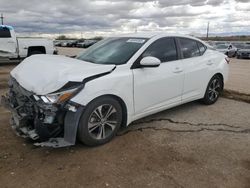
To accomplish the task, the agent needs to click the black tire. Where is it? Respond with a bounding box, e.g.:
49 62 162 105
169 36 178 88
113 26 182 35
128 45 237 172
202 75 223 105
28 51 43 56
78 96 123 146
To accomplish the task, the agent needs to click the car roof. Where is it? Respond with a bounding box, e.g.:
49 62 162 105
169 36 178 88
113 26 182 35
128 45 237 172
115 32 205 43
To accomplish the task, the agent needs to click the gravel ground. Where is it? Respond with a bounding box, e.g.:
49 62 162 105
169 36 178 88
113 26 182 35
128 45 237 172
56 47 84 57
0 48 250 187
225 58 250 94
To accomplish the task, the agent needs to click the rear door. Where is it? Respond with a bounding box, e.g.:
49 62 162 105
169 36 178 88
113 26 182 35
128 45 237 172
0 26 17 57
177 37 211 101
132 37 184 115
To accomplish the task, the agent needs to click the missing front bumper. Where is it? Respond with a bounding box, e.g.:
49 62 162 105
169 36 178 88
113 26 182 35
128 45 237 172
1 94 84 148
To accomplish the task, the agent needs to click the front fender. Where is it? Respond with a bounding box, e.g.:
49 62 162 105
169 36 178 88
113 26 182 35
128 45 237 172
71 71 134 126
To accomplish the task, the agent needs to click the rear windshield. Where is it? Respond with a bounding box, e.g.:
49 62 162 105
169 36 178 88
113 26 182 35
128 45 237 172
0 27 11 38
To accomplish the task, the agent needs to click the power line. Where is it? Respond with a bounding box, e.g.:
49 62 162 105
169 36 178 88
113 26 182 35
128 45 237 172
206 22 210 39
0 13 4 25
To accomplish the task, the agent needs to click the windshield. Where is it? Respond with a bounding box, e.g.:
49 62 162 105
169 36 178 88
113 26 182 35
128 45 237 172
77 37 147 65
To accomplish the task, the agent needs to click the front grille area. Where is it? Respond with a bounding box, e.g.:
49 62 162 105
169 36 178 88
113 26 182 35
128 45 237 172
8 77 35 118
6 77 64 141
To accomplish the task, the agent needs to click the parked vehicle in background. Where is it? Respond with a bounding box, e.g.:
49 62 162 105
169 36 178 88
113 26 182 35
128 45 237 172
231 42 245 50
77 39 99 48
215 43 237 57
56 40 78 47
207 41 216 47
83 39 98 48
54 41 62 47
0 25 57 63
60 41 68 47
1 33 229 148
67 40 78 47
76 42 86 48
236 44 250 59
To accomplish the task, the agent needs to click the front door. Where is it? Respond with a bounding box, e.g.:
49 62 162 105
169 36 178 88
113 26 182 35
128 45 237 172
132 37 184 115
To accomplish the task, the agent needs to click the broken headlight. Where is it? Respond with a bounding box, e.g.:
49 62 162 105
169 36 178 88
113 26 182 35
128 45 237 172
34 82 83 104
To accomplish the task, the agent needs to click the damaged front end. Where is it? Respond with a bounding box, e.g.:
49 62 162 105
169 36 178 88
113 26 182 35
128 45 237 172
1 77 84 148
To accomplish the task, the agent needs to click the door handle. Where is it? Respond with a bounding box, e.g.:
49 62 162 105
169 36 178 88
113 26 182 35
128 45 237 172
173 67 183 73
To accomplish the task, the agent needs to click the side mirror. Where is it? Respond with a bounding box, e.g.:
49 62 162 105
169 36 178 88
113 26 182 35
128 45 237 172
140 56 161 68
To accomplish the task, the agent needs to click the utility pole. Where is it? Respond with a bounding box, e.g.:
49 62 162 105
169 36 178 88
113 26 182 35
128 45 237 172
0 13 4 25
206 21 210 40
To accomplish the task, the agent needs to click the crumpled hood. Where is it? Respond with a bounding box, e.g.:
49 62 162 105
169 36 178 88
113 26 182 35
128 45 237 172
11 54 115 95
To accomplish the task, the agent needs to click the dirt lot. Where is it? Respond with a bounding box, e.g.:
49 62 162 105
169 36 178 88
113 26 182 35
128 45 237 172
1 93 250 188
0 48 250 187
226 58 250 94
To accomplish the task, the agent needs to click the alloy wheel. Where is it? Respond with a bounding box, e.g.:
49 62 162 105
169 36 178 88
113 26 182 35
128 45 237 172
88 104 118 140
208 78 221 101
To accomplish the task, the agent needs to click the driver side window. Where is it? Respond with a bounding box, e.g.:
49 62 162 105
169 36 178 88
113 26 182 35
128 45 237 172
141 37 178 63
0 27 11 38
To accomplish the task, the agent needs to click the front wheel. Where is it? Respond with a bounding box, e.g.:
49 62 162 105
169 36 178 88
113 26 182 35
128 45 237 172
78 96 123 146
202 75 223 105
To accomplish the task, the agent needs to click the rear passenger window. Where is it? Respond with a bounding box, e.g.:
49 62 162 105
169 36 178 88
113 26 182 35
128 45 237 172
197 42 206 55
0 27 11 38
179 38 200 58
142 38 178 62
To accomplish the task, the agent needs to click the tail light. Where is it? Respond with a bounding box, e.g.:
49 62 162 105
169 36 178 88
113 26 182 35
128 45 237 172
225 57 230 64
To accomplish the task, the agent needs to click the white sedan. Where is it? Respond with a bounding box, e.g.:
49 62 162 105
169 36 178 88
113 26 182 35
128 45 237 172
2 33 229 147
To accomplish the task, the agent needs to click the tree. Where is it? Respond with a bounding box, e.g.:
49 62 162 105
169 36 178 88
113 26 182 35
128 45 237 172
91 36 104 40
56 35 67 40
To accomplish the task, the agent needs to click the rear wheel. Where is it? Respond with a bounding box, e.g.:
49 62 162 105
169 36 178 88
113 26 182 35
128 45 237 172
202 75 223 105
78 96 123 146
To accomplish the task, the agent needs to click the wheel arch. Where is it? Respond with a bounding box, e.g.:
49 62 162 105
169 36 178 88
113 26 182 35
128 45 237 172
202 72 224 99
213 73 224 89
86 94 128 128
27 46 46 56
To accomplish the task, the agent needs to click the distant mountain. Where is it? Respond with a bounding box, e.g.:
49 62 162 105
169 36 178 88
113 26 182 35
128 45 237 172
209 32 250 36
190 32 250 37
